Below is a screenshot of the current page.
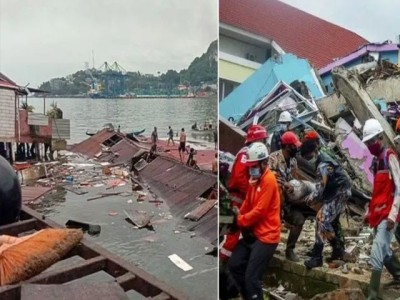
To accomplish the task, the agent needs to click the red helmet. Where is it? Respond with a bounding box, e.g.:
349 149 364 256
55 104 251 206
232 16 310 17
281 131 302 148
304 130 319 141
245 125 268 144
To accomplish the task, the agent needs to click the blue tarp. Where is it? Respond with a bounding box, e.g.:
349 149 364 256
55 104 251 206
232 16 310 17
220 54 325 122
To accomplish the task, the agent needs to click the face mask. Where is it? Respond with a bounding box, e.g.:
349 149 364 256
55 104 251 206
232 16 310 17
279 123 287 131
367 140 382 156
249 167 261 179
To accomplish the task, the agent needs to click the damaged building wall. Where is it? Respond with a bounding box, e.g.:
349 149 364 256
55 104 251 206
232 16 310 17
220 53 326 122
366 77 400 101
316 94 348 120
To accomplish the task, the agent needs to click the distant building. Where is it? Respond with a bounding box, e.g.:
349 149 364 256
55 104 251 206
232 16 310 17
319 42 400 94
219 0 367 100
0 72 70 160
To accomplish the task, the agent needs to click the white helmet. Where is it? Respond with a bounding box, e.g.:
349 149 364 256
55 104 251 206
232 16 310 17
278 111 292 123
362 119 383 143
246 142 269 166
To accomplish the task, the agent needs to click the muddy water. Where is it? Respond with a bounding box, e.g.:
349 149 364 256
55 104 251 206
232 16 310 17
23 97 217 298
30 181 217 300
26 97 217 148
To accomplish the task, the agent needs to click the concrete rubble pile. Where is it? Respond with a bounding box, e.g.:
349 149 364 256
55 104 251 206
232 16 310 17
220 62 400 299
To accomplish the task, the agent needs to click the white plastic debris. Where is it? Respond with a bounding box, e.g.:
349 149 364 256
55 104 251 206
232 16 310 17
168 254 193 271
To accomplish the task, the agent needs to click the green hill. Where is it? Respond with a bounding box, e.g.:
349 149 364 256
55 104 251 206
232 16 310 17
38 40 217 97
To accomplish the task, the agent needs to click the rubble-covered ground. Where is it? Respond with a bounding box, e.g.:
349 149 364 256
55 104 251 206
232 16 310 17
264 217 400 299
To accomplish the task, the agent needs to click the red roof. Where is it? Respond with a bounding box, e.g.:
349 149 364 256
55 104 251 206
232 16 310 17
220 0 368 69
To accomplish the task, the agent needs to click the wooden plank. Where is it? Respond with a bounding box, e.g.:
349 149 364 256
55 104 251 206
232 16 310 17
0 219 37 235
21 282 128 300
116 272 137 291
0 285 20 300
184 200 216 221
28 256 106 284
18 205 189 300
150 292 172 300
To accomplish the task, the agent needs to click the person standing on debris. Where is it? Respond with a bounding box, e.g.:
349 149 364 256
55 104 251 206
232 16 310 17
229 142 280 300
300 139 352 270
268 131 314 262
167 126 174 146
302 129 347 262
151 127 158 146
220 124 268 262
270 111 292 152
178 128 187 162
362 119 400 299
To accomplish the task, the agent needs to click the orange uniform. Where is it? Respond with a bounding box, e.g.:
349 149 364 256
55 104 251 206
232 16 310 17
238 168 281 244
228 147 249 203
396 118 400 133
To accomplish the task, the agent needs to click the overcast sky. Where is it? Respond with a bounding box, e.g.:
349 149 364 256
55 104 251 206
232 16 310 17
280 0 400 43
0 0 217 87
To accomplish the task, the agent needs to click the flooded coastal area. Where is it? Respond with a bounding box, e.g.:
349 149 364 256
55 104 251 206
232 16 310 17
12 96 218 299
0 0 218 293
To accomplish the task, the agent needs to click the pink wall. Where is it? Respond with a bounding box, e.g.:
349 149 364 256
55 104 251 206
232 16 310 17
17 109 52 143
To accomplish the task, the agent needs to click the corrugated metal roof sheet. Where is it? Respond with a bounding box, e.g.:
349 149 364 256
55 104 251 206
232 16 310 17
139 156 217 244
69 129 141 165
28 113 49 126
21 186 55 202
140 157 216 212
69 129 119 158
52 119 70 139
97 139 140 165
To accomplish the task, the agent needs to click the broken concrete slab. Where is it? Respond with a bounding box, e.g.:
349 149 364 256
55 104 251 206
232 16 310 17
332 66 397 152
310 288 365 300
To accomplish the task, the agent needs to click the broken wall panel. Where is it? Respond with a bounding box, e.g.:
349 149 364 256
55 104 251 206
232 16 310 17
28 113 49 126
332 66 397 152
0 89 16 141
52 119 70 140
335 118 374 192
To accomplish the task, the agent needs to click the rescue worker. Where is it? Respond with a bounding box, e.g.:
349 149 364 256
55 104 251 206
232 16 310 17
0 155 22 225
362 119 400 299
269 131 315 262
300 139 352 269
219 124 268 261
270 111 292 152
229 142 280 300
219 125 268 300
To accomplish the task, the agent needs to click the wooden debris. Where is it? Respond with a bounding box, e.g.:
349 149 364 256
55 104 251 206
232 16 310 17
63 186 88 195
123 210 153 230
168 254 193 272
87 192 123 201
21 282 129 300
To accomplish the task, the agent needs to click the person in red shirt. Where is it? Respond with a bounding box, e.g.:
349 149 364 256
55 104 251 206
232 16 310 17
219 124 268 261
228 142 280 300
362 119 400 299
